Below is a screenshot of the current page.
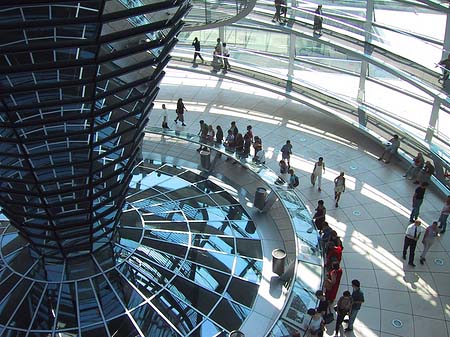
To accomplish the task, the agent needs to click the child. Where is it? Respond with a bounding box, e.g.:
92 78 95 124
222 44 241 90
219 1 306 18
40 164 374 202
307 308 324 337
161 104 169 129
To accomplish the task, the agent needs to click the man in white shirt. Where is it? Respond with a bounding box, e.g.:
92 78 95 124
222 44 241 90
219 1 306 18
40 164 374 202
222 43 231 71
402 220 424 267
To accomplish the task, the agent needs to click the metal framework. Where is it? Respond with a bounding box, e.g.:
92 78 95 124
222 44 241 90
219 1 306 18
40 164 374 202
0 0 190 260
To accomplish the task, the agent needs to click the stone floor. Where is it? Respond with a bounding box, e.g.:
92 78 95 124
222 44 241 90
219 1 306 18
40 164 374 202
148 67 450 337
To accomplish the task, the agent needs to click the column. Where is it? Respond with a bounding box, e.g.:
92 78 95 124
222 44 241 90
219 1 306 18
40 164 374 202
288 32 296 80
425 98 441 142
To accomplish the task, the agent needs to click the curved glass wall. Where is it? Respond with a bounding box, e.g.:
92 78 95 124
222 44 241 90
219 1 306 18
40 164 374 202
175 0 450 192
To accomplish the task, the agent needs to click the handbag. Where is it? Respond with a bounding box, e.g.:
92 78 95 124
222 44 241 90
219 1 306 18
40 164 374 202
323 307 334 324
310 173 315 185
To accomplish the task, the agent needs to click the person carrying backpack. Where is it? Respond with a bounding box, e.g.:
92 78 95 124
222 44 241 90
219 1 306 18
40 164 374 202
334 291 353 337
288 168 299 188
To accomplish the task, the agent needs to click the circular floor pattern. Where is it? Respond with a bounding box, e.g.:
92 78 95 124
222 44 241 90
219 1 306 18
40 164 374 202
0 161 263 336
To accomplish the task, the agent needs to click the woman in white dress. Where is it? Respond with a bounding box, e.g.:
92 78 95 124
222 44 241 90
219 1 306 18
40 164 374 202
312 157 325 192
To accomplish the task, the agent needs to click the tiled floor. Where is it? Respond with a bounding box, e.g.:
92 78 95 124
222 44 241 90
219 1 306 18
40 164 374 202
149 66 450 337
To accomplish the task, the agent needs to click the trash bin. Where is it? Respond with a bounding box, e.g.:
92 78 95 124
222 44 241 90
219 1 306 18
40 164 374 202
229 331 245 337
272 248 286 276
254 187 266 210
200 149 210 170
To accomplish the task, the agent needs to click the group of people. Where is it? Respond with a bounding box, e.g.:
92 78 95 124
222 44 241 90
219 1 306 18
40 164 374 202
191 37 231 71
299 278 364 337
195 120 266 163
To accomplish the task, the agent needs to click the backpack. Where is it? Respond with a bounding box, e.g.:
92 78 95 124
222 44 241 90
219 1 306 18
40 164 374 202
293 175 299 187
338 296 352 313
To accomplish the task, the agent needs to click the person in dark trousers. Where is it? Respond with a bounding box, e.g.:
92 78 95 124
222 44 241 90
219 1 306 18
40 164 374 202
402 220 424 267
280 140 292 167
192 37 204 64
437 54 450 85
272 0 281 23
215 125 224 144
197 120 208 151
409 182 428 223
175 98 187 126
345 279 364 332
243 125 253 156
313 5 323 34
334 291 353 337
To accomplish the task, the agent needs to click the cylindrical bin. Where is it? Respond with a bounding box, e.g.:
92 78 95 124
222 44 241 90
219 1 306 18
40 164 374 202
253 187 267 210
200 149 210 170
229 331 245 337
272 248 286 276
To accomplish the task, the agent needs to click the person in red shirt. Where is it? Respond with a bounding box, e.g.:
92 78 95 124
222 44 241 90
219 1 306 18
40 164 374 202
326 244 343 268
325 262 343 304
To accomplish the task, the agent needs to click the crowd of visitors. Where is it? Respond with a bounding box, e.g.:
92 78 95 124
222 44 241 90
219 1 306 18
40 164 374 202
157 105 448 336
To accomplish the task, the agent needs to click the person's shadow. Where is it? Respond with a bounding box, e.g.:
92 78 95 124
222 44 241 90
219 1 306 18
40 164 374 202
403 271 419 289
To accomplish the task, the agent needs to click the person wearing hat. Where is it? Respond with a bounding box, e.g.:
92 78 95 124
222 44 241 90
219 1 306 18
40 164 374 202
345 279 364 332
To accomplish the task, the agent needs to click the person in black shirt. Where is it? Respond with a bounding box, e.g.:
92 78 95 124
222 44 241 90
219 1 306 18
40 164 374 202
315 290 328 314
192 37 204 64
409 182 428 222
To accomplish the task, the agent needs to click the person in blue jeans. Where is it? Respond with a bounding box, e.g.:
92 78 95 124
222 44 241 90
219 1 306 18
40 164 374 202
409 182 427 223
345 279 364 332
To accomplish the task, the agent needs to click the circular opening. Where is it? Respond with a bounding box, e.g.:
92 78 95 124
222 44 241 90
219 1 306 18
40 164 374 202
392 319 403 328
434 258 444 265
272 249 286 259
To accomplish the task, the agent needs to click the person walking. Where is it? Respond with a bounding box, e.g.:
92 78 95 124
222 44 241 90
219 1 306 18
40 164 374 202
312 157 325 192
420 221 439 264
437 54 450 85
378 134 400 164
161 104 169 129
313 200 326 231
409 182 428 223
334 291 353 337
175 98 187 126
402 220 424 267
334 172 345 207
272 0 281 23
192 37 204 64
438 195 450 233
313 4 323 34
222 43 231 71
403 152 424 180
280 140 292 167
197 120 209 151
345 279 364 332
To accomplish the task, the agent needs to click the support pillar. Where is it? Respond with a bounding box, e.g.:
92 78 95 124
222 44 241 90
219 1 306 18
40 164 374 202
425 98 441 143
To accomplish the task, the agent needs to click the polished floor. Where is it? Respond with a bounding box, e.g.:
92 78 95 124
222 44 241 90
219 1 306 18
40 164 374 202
149 66 450 337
